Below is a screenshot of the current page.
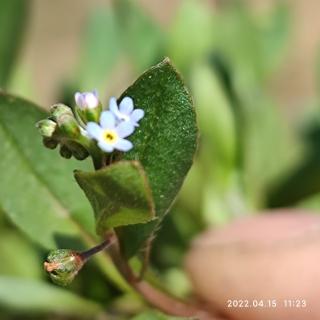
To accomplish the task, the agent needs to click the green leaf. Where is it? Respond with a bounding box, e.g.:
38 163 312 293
191 63 236 173
0 0 29 87
119 58 198 256
77 7 120 91
0 231 43 279
0 92 96 248
75 59 197 257
0 276 103 317
0 93 134 291
132 310 188 320
115 0 164 71
75 161 155 232
167 0 213 71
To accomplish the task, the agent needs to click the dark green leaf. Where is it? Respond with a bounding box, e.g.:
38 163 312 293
119 58 198 256
0 276 103 316
0 0 29 87
75 161 155 233
75 59 197 257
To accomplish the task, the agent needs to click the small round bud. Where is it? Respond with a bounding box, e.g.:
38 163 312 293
50 103 73 120
74 91 102 123
60 144 72 159
75 91 99 109
36 119 57 138
57 114 81 138
43 137 58 149
44 249 84 286
50 104 81 138
68 141 89 160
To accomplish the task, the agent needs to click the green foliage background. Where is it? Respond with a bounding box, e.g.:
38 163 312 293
1 0 320 319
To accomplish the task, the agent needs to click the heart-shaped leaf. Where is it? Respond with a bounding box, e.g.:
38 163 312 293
75 161 155 232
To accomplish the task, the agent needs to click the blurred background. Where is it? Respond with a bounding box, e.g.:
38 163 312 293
2 0 320 318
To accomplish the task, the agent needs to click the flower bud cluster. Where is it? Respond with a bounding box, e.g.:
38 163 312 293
36 90 144 168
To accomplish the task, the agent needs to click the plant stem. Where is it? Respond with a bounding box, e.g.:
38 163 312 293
77 135 104 170
81 234 223 318
79 237 115 262
107 233 223 320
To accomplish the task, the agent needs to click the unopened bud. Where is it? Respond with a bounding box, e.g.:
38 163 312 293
44 249 84 286
68 141 89 160
74 91 102 123
36 119 57 138
50 103 73 120
57 114 81 138
43 137 58 149
60 144 72 159
50 104 80 138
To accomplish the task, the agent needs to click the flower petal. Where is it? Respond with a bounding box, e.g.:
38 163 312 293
109 97 119 115
98 140 114 153
119 97 134 115
116 121 134 138
86 122 102 140
75 92 84 108
114 138 133 152
131 109 144 124
85 92 99 109
100 111 116 129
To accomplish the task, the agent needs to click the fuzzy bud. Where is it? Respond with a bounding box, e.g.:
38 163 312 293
36 119 57 138
44 249 84 286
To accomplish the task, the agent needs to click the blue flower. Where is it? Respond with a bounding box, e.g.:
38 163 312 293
75 90 99 109
109 97 144 127
86 111 134 152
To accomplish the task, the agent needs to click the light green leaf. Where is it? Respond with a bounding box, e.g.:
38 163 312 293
77 7 120 91
191 63 236 174
0 231 43 279
0 92 94 248
75 161 155 233
0 93 135 291
167 0 214 71
0 0 29 87
114 0 163 71
0 276 103 317
132 310 188 320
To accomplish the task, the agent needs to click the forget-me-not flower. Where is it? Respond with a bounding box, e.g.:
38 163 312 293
86 111 134 152
109 97 144 127
75 90 99 109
